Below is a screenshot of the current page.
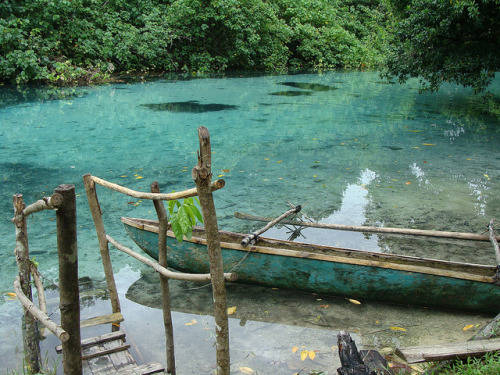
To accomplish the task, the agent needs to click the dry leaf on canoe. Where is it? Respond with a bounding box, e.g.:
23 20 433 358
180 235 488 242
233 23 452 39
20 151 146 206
185 319 197 326
227 306 237 315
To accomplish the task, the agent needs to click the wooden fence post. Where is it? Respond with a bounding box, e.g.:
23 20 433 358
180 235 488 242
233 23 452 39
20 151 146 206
151 181 176 375
12 194 41 373
192 126 230 375
55 184 82 375
83 173 121 314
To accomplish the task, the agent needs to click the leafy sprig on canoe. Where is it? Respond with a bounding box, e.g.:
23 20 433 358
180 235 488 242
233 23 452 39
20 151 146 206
167 197 204 242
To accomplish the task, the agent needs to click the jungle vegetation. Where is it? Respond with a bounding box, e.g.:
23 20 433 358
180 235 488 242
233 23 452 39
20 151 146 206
0 0 499 93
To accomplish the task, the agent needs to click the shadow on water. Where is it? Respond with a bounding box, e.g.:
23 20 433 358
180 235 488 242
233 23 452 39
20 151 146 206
270 90 313 96
279 82 338 91
140 100 239 113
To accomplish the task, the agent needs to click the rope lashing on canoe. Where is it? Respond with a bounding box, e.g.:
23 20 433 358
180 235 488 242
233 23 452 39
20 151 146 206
241 204 303 247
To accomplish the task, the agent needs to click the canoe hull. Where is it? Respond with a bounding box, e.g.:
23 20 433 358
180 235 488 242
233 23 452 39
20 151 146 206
122 218 500 313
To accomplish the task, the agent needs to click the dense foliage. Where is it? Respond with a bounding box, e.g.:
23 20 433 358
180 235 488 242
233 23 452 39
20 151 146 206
383 0 500 93
0 0 387 85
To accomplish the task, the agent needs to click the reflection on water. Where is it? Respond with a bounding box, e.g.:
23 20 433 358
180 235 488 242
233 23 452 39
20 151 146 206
1 71 499 372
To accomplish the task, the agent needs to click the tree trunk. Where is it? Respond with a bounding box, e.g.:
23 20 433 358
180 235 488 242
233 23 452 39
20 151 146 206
192 126 230 375
56 184 82 375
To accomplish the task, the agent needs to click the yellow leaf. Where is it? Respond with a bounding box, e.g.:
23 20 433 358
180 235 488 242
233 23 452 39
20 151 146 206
135 176 143 179
7 292 16 298
463 324 475 331
390 326 407 332
185 319 197 326
347 298 361 305
308 351 316 360
292 346 298 353
405 181 412 185
227 306 237 315
222 169 230 173
218 175 225 177
120 175 127 177
422 143 435 146
300 350 308 361
239 367 254 374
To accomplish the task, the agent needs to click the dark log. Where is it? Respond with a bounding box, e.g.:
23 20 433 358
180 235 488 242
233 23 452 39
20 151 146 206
151 181 176 375
56 184 82 375
192 126 230 375
337 331 376 375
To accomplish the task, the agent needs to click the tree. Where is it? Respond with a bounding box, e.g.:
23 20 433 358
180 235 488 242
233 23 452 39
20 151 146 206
383 0 500 93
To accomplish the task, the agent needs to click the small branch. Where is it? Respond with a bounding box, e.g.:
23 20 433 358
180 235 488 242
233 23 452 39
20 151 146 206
31 264 47 314
22 193 63 217
88 174 224 201
106 235 236 282
14 276 69 342
489 219 500 265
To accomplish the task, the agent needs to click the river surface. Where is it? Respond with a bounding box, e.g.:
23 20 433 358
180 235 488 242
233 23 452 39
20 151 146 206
0 72 499 374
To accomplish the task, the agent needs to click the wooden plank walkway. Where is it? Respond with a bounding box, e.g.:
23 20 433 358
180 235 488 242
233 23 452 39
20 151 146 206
56 331 165 374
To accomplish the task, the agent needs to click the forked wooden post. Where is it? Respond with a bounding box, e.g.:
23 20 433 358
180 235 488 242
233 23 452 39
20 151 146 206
192 126 230 375
151 181 176 375
83 173 121 314
12 194 41 373
55 184 82 375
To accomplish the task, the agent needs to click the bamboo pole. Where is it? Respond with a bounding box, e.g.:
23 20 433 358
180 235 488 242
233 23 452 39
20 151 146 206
106 235 236 281
88 174 225 201
56 184 82 375
151 181 176 375
241 205 302 246
14 276 69 342
12 194 41 373
192 126 230 375
234 212 499 242
83 173 121 314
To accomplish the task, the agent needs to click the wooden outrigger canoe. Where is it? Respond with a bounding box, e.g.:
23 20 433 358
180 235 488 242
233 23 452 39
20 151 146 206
121 216 500 313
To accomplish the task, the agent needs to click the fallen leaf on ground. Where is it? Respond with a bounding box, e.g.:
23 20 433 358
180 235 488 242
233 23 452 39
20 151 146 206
292 346 298 353
347 298 361 305
463 324 475 331
300 350 308 361
390 326 407 332
238 367 254 374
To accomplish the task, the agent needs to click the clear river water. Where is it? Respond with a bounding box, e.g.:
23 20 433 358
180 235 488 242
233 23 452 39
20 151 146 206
0 71 499 374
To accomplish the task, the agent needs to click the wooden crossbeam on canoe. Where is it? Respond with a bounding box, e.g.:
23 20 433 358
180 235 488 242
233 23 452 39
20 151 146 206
234 212 499 242
56 331 165 374
395 338 500 363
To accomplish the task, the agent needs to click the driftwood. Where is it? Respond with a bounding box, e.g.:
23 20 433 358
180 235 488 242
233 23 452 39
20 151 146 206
55 184 82 375
235 212 499 242
241 205 302 246
396 338 500 363
192 126 230 375
151 181 176 375
470 312 500 341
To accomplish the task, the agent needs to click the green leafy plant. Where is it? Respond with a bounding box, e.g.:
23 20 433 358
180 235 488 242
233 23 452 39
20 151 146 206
437 351 500 374
167 197 203 242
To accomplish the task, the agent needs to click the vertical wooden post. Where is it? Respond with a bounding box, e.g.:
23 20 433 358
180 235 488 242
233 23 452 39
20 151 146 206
55 184 82 375
191 126 230 375
12 194 41 373
83 174 121 314
151 182 176 375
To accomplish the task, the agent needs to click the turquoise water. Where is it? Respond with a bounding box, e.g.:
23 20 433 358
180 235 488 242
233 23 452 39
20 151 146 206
1 72 499 373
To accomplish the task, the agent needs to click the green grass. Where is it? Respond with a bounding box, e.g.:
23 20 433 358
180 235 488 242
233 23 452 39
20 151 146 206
434 352 500 375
